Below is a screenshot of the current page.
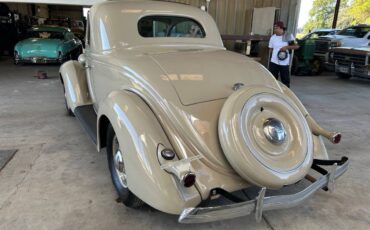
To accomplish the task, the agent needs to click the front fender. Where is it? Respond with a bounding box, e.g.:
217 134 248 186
60 60 91 111
97 90 201 214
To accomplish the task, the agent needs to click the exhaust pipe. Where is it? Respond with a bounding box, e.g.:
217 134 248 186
306 115 341 144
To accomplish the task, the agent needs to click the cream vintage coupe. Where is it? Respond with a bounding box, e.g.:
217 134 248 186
59 0 349 223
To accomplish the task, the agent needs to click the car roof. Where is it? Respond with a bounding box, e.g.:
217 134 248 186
89 0 223 51
30 26 70 32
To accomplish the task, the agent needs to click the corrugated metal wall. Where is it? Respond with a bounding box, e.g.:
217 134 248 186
3 0 301 35
157 0 301 35
5 3 32 16
48 5 84 20
7 3 85 20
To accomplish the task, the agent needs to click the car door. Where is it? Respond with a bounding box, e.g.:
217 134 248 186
83 14 98 109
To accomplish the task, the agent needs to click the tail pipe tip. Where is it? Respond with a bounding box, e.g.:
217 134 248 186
181 172 196 188
331 132 341 144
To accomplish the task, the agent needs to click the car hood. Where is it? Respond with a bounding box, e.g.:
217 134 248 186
334 46 370 54
342 46 370 52
16 38 63 57
150 49 279 105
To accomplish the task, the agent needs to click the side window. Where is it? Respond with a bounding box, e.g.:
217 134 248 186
309 33 319 39
153 21 168 37
359 27 370 38
138 16 205 38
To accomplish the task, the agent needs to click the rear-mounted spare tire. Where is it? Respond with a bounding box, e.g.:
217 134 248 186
218 86 313 188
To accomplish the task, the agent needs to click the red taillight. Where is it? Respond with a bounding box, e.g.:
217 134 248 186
182 172 196 187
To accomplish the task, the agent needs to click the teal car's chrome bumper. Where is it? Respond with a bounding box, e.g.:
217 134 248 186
15 56 63 64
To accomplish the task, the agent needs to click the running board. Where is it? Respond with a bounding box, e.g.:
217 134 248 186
74 104 97 145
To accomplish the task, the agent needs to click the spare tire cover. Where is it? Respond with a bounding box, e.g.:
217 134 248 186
218 86 313 188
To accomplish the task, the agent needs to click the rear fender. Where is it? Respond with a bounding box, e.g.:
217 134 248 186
279 83 329 160
97 90 201 214
60 60 91 111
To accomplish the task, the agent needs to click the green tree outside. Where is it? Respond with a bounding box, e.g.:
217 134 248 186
348 0 370 24
303 0 370 33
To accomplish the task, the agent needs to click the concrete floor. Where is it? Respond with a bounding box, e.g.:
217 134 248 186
0 57 369 230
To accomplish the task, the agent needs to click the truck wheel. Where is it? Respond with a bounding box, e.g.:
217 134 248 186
291 55 300 75
106 124 144 208
310 59 322 75
336 73 352 79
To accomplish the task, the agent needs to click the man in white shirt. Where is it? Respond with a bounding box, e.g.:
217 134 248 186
268 21 299 88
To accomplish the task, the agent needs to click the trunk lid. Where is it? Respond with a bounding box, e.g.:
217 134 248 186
18 38 62 58
151 49 278 105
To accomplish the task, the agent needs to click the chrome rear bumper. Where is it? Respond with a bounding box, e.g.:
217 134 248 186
16 57 62 64
179 157 349 224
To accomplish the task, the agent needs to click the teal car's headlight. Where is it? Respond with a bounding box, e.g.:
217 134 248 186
57 51 63 62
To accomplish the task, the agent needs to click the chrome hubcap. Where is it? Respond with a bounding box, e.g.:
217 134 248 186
112 136 127 188
263 118 286 145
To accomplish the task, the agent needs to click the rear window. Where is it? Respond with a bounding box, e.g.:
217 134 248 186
26 31 64 39
138 16 205 38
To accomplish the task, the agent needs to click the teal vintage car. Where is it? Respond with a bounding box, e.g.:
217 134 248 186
14 26 83 64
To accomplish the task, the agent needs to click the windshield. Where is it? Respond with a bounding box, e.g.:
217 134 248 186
303 31 336 39
26 31 64 39
138 16 205 38
45 20 70 27
337 26 370 38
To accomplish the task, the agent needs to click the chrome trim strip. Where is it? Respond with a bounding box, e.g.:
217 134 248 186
178 159 349 224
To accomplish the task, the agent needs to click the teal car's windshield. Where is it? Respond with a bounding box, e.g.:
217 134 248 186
26 31 65 40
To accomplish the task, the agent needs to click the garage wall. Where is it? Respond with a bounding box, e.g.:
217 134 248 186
6 3 83 20
36 4 48 18
48 5 83 20
5 3 32 16
6 3 48 18
157 0 301 35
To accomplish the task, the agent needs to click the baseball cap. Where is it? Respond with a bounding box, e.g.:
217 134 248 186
274 21 285 29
